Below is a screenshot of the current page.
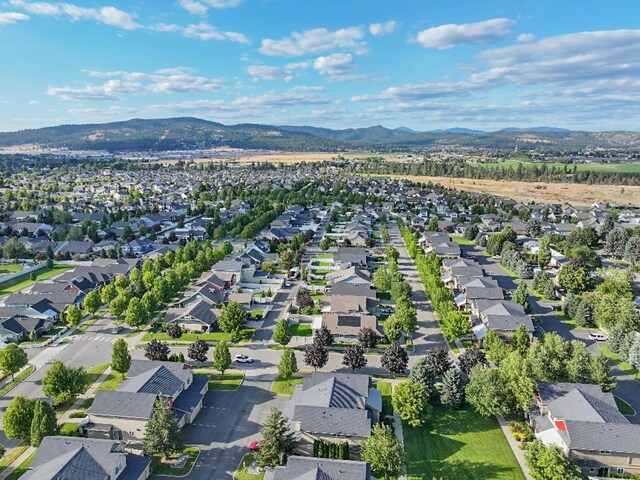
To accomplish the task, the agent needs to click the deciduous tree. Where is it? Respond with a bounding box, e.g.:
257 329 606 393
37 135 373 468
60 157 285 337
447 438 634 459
313 323 334 347
30 400 57 447
42 360 88 405
218 302 247 333
357 327 379 351
0 343 27 381
145 339 170 361
273 318 291 346
111 338 131 380
381 341 408 375
392 381 430 427
426 347 453 376
524 441 582 480
342 344 367 372
303 339 328 371
458 347 488 374
360 423 405 480
3 396 36 442
188 339 209 363
212 341 231 376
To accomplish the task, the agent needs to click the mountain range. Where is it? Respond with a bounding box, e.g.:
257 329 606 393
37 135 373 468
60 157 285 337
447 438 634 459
1 117 639 152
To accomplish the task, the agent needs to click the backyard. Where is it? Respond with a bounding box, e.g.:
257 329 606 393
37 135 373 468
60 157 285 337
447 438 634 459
0 264 73 295
403 404 524 480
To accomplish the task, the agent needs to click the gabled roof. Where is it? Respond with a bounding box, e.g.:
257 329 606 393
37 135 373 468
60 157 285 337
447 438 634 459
89 391 157 420
267 456 371 480
120 365 183 397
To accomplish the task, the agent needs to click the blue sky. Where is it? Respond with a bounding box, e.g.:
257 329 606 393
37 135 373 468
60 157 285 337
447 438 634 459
1 0 640 132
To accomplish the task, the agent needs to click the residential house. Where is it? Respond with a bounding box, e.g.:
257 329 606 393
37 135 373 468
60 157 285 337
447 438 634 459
265 456 373 480
472 299 534 338
22 436 150 480
530 381 640 477
283 373 382 445
85 360 208 442
164 300 218 332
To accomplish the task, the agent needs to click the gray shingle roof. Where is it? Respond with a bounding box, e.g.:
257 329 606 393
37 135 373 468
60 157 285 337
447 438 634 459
564 421 640 454
268 456 371 480
120 365 183 397
89 391 157 420
293 405 372 438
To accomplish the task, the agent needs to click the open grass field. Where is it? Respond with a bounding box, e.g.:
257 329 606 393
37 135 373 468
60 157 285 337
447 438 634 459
403 404 524 480
382 174 640 206
0 264 73 295
474 159 640 174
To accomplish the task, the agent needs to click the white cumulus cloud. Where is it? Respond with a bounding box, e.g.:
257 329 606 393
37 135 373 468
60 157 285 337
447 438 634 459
313 53 354 75
414 18 516 49
369 20 397 37
183 22 250 43
260 27 366 57
9 0 140 29
0 12 29 24
178 0 208 15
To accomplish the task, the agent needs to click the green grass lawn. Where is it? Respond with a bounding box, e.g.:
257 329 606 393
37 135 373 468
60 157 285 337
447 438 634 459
0 264 73 295
194 371 244 391
85 363 109 386
271 376 304 396
0 264 24 275
95 371 125 392
142 328 255 343
150 447 199 476
288 323 312 337
474 159 640 174
598 345 639 380
250 310 265 319
58 422 81 437
234 454 264 480
5 450 36 480
615 396 636 416
451 236 475 246
316 253 333 259
0 445 28 474
0 365 35 397
374 381 393 415
309 279 327 286
403 404 525 480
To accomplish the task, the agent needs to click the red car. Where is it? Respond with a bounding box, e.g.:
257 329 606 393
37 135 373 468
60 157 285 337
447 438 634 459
249 440 262 452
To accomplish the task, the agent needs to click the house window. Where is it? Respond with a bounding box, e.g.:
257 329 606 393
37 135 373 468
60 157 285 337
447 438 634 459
600 450 611 455
618 468 625 474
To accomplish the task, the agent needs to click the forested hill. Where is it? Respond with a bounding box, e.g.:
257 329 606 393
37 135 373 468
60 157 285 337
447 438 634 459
1 117 640 152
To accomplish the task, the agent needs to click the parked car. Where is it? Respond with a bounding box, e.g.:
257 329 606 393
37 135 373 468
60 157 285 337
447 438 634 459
588 333 607 341
111 325 124 334
235 354 254 363
249 440 262 452
284 281 292 288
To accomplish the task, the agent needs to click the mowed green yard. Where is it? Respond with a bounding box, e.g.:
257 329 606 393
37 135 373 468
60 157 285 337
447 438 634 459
0 264 73 295
404 404 524 480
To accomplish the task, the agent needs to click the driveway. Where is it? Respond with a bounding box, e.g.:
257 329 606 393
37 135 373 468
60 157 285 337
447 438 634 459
179 367 285 479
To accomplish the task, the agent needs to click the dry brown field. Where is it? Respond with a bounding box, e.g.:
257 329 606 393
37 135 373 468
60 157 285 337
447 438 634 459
388 174 640 206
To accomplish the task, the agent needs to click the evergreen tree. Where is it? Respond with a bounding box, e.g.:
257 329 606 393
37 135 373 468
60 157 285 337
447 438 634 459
409 357 437 398
143 396 184 460
255 408 296 468
30 400 57 447
512 282 531 314
111 338 131 380
537 236 551 268
440 368 465 409
590 352 616 392
273 318 292 346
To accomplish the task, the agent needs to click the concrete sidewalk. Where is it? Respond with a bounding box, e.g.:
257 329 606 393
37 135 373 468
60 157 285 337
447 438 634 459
0 446 35 480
